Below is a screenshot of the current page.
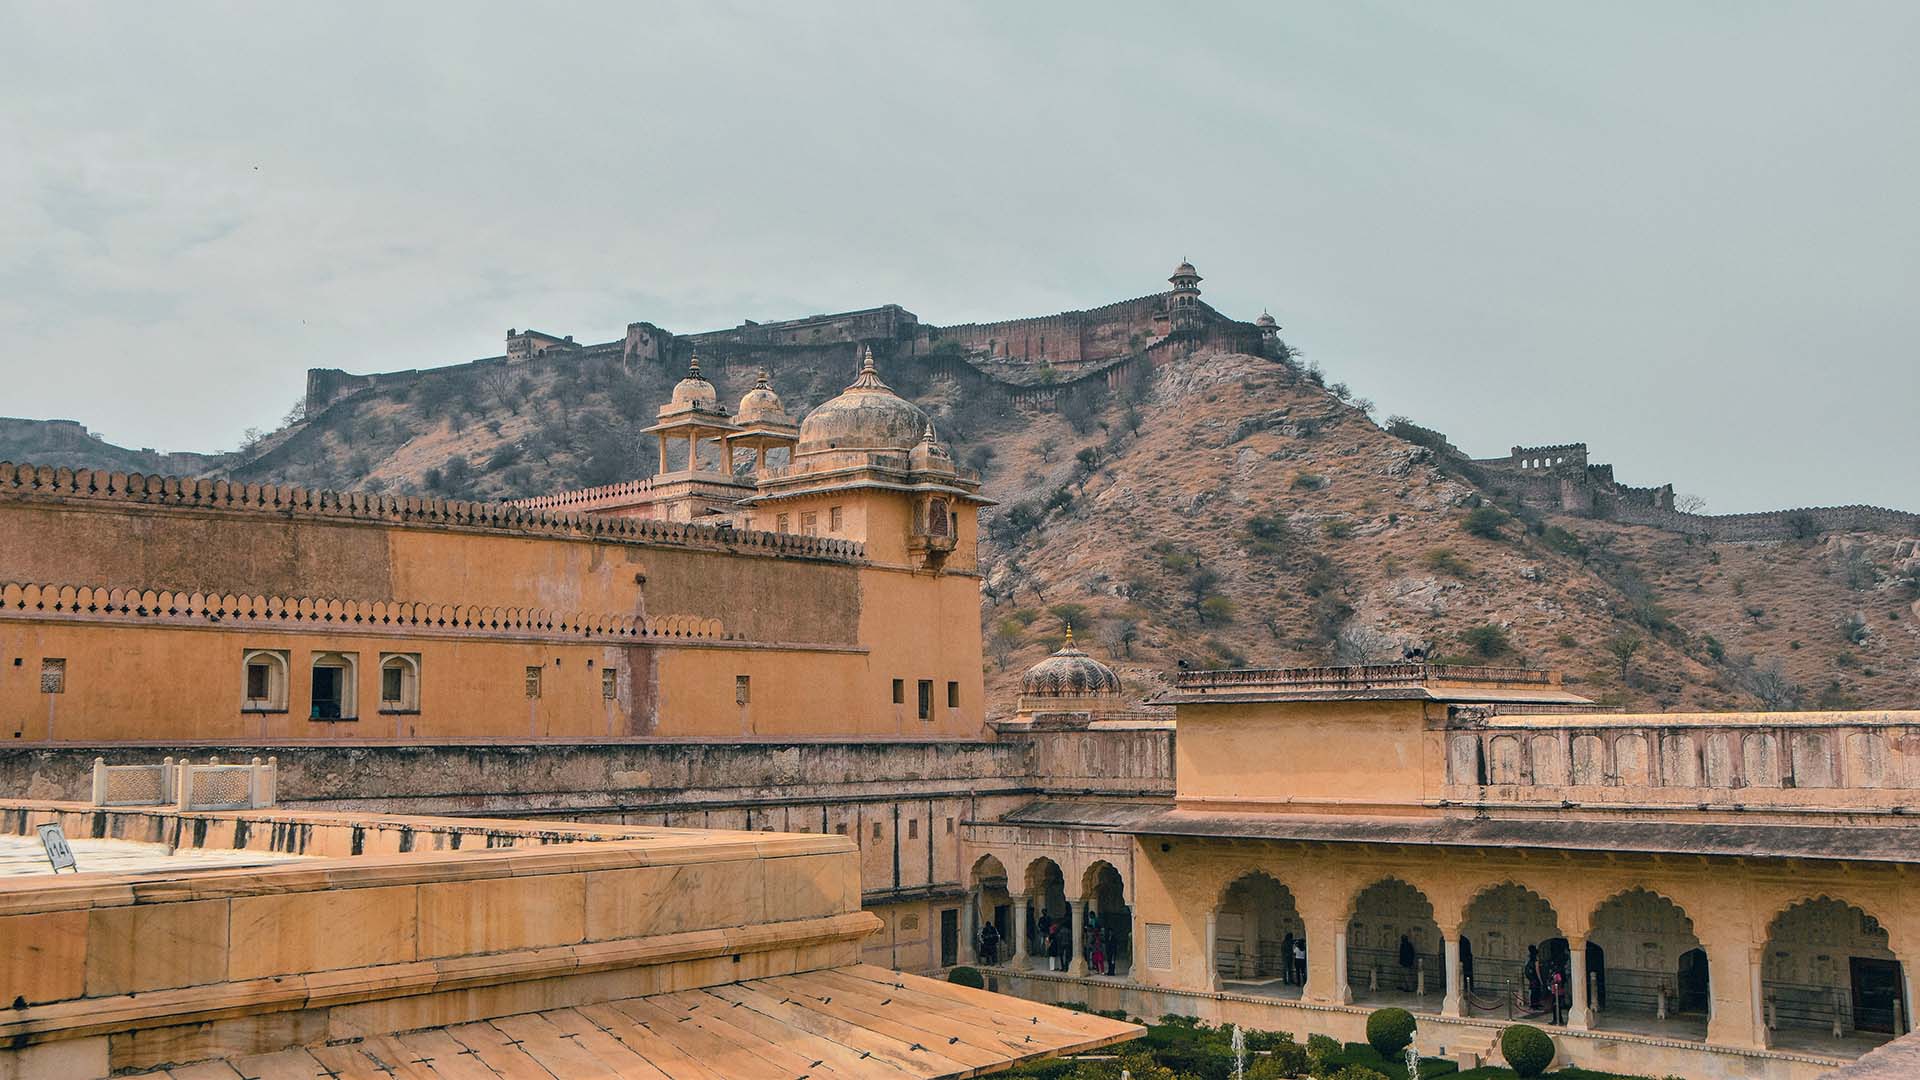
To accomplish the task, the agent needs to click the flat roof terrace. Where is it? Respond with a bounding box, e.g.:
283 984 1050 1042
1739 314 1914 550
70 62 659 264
0 802 1136 1079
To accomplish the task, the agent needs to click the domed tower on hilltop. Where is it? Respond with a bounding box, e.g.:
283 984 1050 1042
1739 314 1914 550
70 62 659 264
743 347 990 570
1169 258 1204 341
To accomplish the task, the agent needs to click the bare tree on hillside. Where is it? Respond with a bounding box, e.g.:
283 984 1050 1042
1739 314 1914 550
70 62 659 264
478 364 526 415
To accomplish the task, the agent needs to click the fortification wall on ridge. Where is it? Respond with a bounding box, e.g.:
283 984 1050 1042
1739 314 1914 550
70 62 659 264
1603 499 1920 541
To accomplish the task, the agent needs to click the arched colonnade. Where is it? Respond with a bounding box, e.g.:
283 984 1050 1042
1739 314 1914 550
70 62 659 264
966 850 1132 977
1200 865 1911 1050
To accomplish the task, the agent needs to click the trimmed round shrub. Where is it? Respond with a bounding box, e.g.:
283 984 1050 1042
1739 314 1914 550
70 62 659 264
946 965 985 989
1365 1007 1417 1057
1501 1023 1555 1077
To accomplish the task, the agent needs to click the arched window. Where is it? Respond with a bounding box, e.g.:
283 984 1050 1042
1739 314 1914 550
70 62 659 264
242 649 289 712
310 652 358 720
379 653 420 713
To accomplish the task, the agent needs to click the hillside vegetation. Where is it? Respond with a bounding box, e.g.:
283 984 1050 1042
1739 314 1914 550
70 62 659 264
20 345 1920 715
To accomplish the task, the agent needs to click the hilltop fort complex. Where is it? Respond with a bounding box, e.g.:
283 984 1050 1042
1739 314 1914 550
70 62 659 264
0 262 1916 1077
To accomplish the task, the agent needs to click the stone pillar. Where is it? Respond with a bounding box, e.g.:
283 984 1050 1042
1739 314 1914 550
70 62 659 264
1336 929 1352 1003
960 888 979 965
1696 937 1757 1049
1304 919 1348 1005
1442 935 1463 1017
1011 894 1031 971
1069 900 1088 976
1567 938 1590 1030
1204 911 1220 991
686 433 699 472
1751 946 1770 1049
656 434 668 474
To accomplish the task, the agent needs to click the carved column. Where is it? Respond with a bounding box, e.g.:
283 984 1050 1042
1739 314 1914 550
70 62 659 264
1442 935 1463 1017
1011 894 1030 971
1567 937 1591 1030
1069 899 1088 976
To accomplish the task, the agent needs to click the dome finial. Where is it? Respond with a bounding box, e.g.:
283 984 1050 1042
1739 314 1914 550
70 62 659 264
687 351 703 379
861 345 876 374
1064 623 1074 646
754 368 771 388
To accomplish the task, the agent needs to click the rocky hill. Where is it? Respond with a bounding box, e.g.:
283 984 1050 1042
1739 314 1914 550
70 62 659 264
10 345 1918 715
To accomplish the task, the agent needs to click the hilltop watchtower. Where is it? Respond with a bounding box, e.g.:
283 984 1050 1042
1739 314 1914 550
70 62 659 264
1168 259 1204 342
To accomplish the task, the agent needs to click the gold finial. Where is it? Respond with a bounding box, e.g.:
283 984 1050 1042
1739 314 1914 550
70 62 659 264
1064 623 1074 647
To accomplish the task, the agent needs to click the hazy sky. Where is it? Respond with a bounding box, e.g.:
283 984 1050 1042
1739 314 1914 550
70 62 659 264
3 3 1915 512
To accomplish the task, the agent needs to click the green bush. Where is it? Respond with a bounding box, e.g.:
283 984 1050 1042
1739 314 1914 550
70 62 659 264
1463 505 1507 540
1329 1066 1390 1080
1365 1007 1416 1056
1501 1023 1554 1077
946 965 985 989
1307 1032 1342 1071
1248 1033 1309 1077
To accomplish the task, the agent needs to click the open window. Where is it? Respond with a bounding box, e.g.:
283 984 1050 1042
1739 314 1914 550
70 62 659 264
310 652 358 720
243 650 289 713
917 679 933 721
379 653 420 713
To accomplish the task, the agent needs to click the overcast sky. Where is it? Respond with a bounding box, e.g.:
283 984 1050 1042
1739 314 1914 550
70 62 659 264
3 2 1915 512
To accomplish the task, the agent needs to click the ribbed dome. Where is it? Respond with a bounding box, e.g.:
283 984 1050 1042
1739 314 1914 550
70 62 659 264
1020 629 1122 698
1171 259 1199 280
669 355 719 411
1255 310 1277 328
736 370 789 425
795 348 928 454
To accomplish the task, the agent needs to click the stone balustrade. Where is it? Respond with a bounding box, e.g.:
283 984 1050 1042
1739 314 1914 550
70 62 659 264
1445 711 1920 808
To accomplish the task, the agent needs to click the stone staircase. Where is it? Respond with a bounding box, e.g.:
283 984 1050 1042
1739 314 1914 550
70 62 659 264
1445 1029 1501 1071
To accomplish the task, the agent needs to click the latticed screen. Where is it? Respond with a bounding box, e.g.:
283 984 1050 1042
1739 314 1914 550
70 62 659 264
190 768 253 809
104 766 165 805
1146 923 1174 970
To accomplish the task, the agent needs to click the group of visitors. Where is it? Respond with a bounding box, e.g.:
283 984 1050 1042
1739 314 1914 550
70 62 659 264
1523 943 1577 1023
1277 932 1308 984
977 906 1124 976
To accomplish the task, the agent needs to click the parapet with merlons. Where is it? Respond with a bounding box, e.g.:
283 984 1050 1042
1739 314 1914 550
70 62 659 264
0 461 864 563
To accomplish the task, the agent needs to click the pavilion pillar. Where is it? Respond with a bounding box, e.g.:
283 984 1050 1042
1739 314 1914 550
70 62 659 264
656 434 668 473
1011 894 1030 971
1069 899 1088 976
1303 916 1346 1004
1567 937 1591 1030
1204 911 1220 991
686 433 699 472
1442 935 1463 1017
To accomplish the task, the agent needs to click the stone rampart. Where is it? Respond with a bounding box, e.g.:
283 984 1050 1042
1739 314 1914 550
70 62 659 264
1603 500 1920 541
